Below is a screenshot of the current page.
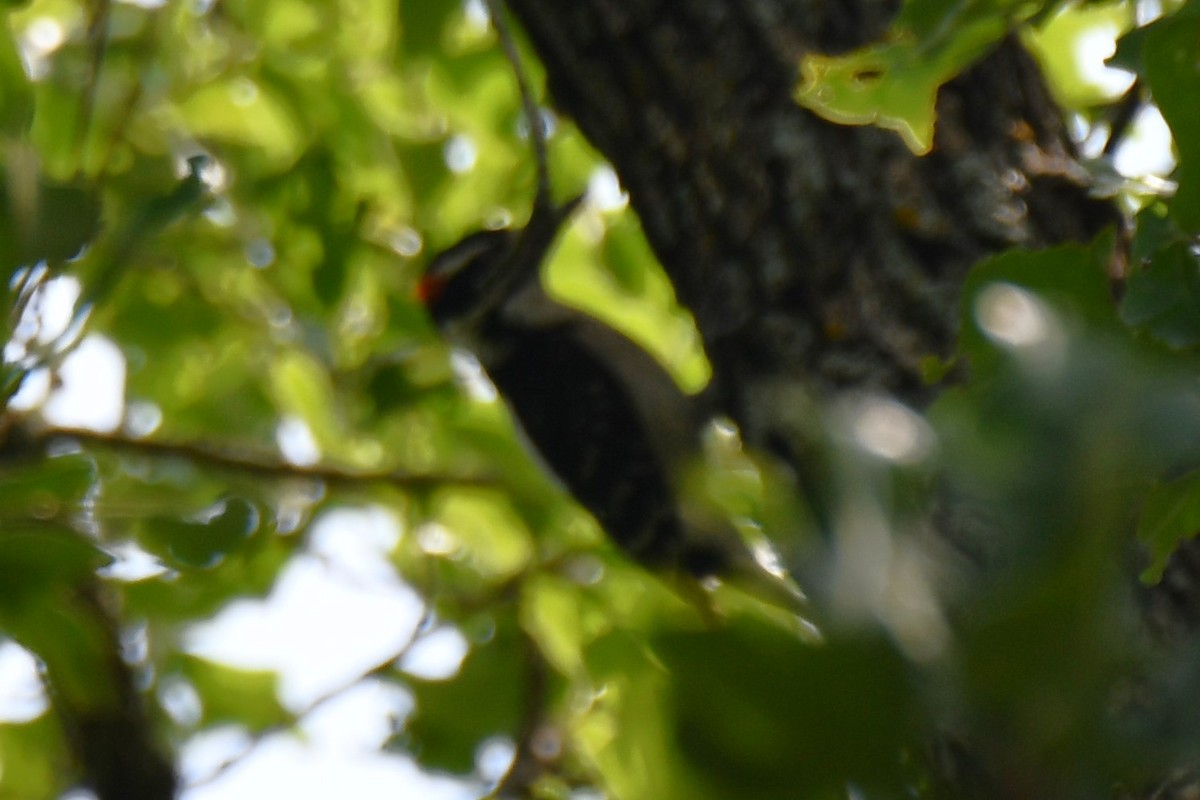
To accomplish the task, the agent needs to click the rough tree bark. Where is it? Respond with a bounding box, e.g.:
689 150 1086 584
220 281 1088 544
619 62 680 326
504 0 1115 432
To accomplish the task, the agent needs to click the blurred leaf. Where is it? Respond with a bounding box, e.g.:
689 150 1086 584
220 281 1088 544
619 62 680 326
521 572 595 676
958 563 1129 773
1026 1 1133 108
121 530 294 623
658 624 915 798
73 157 212 318
0 161 101 268
1142 2 1200 232
579 627 701 800
177 79 306 171
285 149 363 309
27 65 89 178
399 0 461 59
426 488 534 581
404 614 526 774
0 524 110 605
0 715 70 799
598 214 653 294
1130 202 1179 265
366 362 425 413
176 653 290 733
1109 21 1147 73
269 350 342 447
1138 471 1200 582
228 0 326 51
137 496 261 570
126 155 211 234
1 361 25 404
959 237 1117 377
1121 241 1200 348
0 453 97 519
0 530 121 716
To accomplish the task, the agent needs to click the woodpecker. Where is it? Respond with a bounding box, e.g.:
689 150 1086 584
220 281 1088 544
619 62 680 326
418 197 807 615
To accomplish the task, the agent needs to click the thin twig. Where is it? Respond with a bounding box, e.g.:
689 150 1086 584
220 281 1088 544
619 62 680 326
76 0 113 178
483 0 552 205
97 81 144 184
1103 78 1144 158
185 603 434 790
487 624 552 799
33 425 498 490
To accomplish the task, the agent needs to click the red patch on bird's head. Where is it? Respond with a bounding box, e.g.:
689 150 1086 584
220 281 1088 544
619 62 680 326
415 274 445 305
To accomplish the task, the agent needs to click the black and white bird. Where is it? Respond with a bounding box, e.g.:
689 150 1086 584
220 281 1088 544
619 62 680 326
418 196 807 615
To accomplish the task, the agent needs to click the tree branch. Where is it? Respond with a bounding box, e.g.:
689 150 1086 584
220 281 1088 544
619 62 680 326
26 424 498 490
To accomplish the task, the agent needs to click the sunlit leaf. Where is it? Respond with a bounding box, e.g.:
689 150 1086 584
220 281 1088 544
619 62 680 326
795 0 1043 153
425 488 534 581
0 716 69 798
269 350 341 448
579 627 700 800
1026 1 1134 108
175 653 290 733
177 78 306 171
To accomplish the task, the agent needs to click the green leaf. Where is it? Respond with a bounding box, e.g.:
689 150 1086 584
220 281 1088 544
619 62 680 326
0 530 122 715
0 453 97 519
959 237 1117 375
175 653 290 732
1137 471 1200 582
1130 202 1179 265
121 530 295 623
0 22 33 135
138 496 261 570
404 615 525 774
657 624 915 798
399 0 462 59
177 78 306 171
0 163 101 268
425 488 534 581
1121 242 1200 349
366 362 424 414
1142 5 1200 233
0 715 70 799
579 628 703 800
1026 1 1134 109
0 525 110 606
795 0 1040 153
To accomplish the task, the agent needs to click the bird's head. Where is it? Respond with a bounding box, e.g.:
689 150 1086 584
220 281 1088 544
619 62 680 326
416 228 515 328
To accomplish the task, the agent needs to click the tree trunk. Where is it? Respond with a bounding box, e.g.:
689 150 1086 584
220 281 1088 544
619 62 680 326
502 1 1126 796
505 0 1116 432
